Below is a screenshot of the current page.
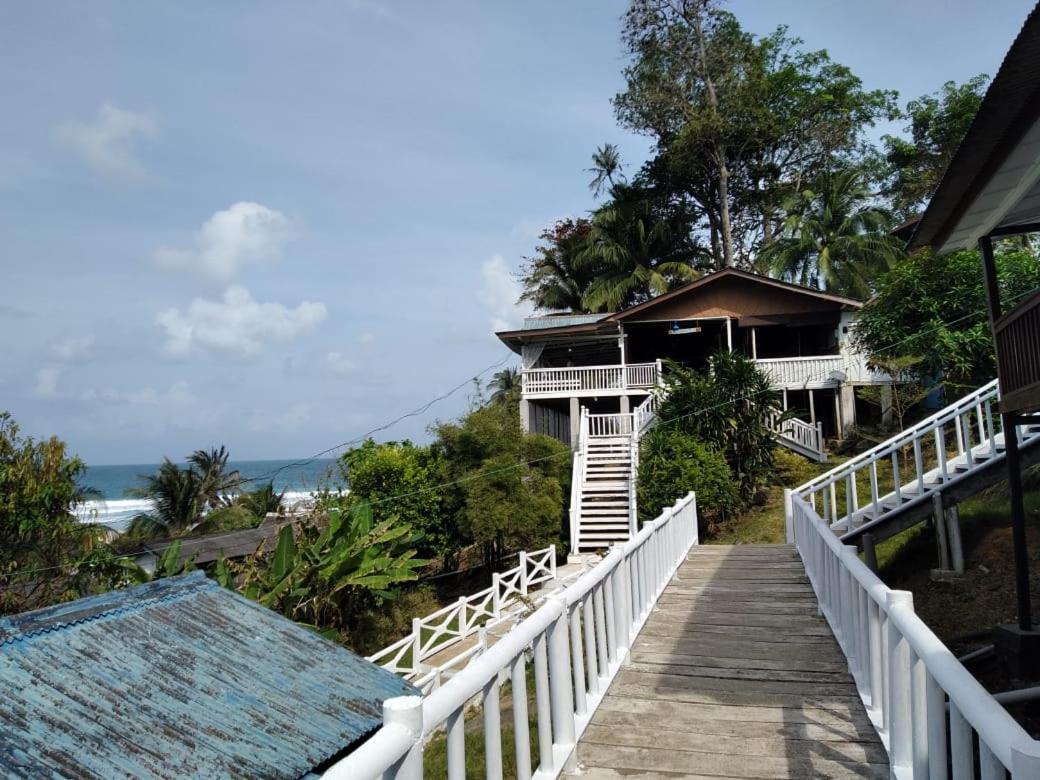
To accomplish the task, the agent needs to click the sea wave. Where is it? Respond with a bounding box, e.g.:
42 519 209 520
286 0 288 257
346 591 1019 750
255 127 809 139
75 490 328 533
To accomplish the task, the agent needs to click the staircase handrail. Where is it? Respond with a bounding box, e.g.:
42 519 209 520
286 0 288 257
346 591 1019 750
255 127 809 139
794 379 999 499
569 408 590 550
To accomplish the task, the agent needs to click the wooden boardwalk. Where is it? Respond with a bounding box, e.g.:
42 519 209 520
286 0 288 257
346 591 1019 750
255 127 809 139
566 544 888 779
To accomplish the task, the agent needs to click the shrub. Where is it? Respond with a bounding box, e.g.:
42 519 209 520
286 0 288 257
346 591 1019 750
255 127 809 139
637 428 740 530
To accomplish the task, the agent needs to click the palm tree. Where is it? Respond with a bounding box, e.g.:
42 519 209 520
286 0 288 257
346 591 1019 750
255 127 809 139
487 368 521 405
188 446 241 510
237 481 286 517
578 197 698 311
126 459 205 538
519 219 600 313
587 143 625 197
759 168 902 298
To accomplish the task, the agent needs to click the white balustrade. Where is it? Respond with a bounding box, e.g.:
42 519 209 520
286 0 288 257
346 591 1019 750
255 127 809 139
521 363 660 397
325 493 700 780
765 411 826 462
367 544 559 679
785 492 1040 777
754 355 846 388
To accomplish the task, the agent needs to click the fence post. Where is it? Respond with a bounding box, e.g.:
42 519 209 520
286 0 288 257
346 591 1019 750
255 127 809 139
384 696 424 780
411 617 422 674
1012 742 1040 778
549 544 558 582
492 573 502 617
886 590 914 773
784 489 795 544
547 596 577 772
519 550 529 596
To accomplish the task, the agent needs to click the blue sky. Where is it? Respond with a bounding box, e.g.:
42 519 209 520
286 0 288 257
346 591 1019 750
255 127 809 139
1 0 1033 465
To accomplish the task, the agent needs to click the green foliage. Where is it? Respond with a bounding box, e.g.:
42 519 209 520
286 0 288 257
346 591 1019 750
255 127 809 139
518 218 603 313
614 1 895 267
853 247 1040 392
235 481 285 518
882 75 988 218
233 502 427 639
339 439 450 557
655 352 780 500
0 412 136 614
195 503 260 534
433 400 570 563
758 167 901 297
637 429 739 528
486 367 521 407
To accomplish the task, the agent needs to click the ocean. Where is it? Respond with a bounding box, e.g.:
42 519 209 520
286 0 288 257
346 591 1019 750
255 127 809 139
77 458 340 531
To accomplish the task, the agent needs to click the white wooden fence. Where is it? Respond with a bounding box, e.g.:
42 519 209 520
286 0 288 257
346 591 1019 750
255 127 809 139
368 546 558 683
754 355 846 388
785 492 1040 777
765 410 826 462
325 492 699 780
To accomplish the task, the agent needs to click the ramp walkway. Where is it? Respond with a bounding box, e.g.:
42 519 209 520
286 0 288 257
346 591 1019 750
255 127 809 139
565 544 887 779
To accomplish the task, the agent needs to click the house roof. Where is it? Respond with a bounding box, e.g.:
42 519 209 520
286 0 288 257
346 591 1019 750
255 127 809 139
604 268 862 321
908 2 1040 254
0 571 415 779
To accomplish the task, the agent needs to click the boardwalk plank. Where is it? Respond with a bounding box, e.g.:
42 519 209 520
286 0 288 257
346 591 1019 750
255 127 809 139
563 544 886 780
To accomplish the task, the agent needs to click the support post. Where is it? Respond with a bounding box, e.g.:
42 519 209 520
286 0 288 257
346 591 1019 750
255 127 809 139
783 489 794 544
833 388 843 439
519 398 531 433
569 397 580 452
725 317 733 351
750 326 757 360
862 533 878 574
932 493 951 572
808 389 817 426
946 504 965 575
881 385 894 427
383 696 424 780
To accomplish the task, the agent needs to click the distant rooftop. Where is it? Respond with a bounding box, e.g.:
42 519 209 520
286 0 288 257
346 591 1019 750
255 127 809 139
521 312 610 330
0 571 415 779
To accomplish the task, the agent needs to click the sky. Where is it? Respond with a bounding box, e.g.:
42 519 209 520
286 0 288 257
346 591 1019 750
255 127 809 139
1 0 1034 465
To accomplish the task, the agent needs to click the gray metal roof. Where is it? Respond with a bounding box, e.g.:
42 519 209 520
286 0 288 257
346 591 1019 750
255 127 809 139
521 312 610 330
0 571 416 779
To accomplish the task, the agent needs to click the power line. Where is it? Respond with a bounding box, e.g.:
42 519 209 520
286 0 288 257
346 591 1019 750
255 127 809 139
3 293 1029 582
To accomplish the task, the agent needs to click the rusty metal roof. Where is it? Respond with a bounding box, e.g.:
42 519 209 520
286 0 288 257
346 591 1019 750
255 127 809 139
0 571 416 779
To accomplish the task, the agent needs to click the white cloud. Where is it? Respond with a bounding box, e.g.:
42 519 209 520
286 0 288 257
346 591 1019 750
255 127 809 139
34 366 62 397
155 202 293 281
326 351 355 375
51 335 95 363
357 332 375 345
478 254 529 332
82 380 197 408
157 285 327 358
54 103 157 180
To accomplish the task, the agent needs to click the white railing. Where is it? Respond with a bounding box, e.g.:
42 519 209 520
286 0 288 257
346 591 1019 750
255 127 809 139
325 492 698 780
521 362 660 397
367 545 558 678
754 355 846 388
785 492 1040 777
766 410 826 462
633 392 659 435
792 379 1040 536
568 410 590 550
587 412 633 437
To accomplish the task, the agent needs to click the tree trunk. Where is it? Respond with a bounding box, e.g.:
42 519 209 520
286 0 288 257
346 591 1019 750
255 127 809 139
718 155 735 267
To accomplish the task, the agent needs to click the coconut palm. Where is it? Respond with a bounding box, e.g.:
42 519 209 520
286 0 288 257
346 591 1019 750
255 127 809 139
578 196 698 312
587 143 625 197
188 446 241 510
519 219 601 313
759 168 902 298
487 368 521 405
126 459 205 538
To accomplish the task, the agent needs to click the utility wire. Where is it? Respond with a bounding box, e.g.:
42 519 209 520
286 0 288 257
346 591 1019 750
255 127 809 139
3 292 1033 582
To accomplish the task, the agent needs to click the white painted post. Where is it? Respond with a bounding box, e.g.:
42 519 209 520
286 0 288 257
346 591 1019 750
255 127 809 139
446 707 465 780
511 656 532 780
1012 743 1040 778
383 696 424 780
411 617 422 673
750 326 757 359
549 544 558 582
809 388 817 425
547 597 576 769
492 573 502 617
569 606 587 717
886 591 914 773
725 316 733 351
483 677 503 780
533 634 553 774
519 550 529 596
834 389 843 439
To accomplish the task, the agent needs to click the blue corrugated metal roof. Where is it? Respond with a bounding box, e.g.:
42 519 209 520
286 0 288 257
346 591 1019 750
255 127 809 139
0 571 416 779
521 313 611 330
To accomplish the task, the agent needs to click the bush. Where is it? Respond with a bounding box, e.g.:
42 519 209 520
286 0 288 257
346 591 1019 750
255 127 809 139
637 428 740 530
770 449 823 489
655 353 780 500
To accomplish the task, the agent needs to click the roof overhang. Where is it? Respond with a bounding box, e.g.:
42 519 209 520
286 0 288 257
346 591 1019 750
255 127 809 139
909 3 1040 254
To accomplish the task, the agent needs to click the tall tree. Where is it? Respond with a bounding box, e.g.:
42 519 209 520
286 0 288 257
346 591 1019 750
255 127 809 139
882 75 988 219
615 2 895 268
759 167 902 297
587 143 625 197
